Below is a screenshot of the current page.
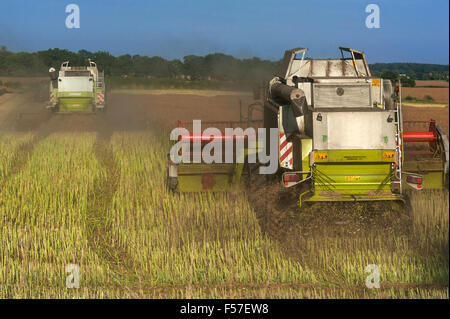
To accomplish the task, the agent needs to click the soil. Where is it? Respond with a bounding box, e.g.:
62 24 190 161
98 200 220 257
415 80 449 87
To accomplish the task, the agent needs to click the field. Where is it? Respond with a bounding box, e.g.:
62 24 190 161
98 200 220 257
401 80 449 105
415 80 449 88
402 87 449 104
0 88 448 298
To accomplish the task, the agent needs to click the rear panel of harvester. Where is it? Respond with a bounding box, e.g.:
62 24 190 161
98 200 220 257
57 92 94 113
51 64 106 114
310 150 397 201
304 110 401 202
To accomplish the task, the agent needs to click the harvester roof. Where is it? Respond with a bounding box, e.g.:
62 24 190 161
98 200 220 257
277 46 371 80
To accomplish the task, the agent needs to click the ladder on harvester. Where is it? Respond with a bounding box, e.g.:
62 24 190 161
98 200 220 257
392 81 403 194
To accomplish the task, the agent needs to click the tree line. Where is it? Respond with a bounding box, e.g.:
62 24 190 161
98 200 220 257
0 46 280 83
371 63 449 82
0 46 447 84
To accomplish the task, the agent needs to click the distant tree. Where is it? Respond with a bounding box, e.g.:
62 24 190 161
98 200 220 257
381 70 398 82
399 75 416 87
168 59 184 77
0 47 447 85
92 51 115 74
114 54 133 76
78 49 94 59
183 55 207 80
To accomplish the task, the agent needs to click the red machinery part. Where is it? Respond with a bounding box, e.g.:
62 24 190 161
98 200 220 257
406 175 423 185
283 173 300 183
178 134 251 142
402 131 436 142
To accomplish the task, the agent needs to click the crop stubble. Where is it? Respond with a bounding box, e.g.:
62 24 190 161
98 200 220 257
0 91 447 298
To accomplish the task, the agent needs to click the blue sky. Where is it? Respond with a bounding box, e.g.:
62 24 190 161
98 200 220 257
0 0 448 63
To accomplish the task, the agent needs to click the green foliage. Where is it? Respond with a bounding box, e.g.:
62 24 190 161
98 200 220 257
0 46 279 86
399 75 416 87
403 95 435 103
0 45 446 85
381 70 399 82
371 62 449 81
373 70 416 87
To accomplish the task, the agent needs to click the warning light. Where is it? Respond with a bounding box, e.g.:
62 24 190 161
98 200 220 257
283 174 300 183
407 175 423 185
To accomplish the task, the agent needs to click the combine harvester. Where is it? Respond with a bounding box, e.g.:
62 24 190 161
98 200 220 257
265 47 448 205
168 47 449 204
47 60 106 113
17 60 107 129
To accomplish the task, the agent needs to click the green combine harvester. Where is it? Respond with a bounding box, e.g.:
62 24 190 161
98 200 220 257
167 46 449 205
16 60 107 130
267 46 448 205
47 60 106 113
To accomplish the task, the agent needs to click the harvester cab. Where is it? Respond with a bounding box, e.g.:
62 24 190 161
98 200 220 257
47 60 106 114
264 46 449 205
